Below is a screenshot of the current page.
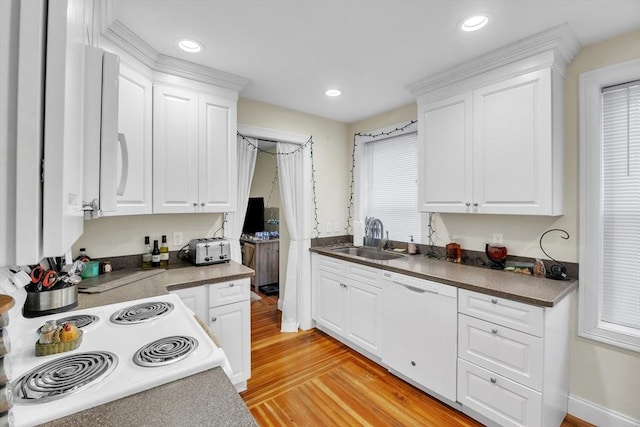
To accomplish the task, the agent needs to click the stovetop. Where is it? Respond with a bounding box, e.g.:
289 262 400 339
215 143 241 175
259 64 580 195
8 294 227 427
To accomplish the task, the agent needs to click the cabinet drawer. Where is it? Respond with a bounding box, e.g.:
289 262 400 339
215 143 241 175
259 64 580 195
346 262 380 286
458 359 542 427
317 256 346 276
459 289 544 337
209 279 250 307
458 314 543 390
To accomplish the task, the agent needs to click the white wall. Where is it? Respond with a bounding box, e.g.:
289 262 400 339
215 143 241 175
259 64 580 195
250 152 280 209
350 29 640 422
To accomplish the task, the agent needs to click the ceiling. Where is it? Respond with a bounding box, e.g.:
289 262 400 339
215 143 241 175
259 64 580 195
113 0 640 123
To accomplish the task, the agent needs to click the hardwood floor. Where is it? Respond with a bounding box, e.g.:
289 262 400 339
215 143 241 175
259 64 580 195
241 293 593 427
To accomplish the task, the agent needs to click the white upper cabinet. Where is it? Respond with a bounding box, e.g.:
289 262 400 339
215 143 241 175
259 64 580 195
153 85 200 213
153 85 237 213
198 94 237 213
410 24 580 216
103 63 153 216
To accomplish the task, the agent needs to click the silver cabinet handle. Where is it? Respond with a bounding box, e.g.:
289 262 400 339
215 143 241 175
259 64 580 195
411 361 416 366
211 317 217 322
491 328 498 334
490 378 497 384
491 298 498 304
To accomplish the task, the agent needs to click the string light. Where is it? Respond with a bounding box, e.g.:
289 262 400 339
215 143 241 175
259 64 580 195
238 132 321 239
425 212 442 259
345 120 418 235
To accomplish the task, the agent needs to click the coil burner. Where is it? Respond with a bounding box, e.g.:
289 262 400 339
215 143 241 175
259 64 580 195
109 301 174 325
38 314 99 333
12 351 118 404
133 336 199 367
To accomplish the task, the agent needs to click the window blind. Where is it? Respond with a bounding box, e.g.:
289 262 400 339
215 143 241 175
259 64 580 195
365 132 421 242
600 81 640 331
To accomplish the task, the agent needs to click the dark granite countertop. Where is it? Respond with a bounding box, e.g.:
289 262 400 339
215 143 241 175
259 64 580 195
310 246 577 307
44 261 257 427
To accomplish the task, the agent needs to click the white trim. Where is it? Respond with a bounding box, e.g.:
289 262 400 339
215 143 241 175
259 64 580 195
569 394 640 427
407 23 580 97
578 58 640 352
237 124 308 145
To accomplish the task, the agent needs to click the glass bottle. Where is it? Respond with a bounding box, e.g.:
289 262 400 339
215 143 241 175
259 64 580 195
151 240 160 268
160 235 169 268
142 236 152 270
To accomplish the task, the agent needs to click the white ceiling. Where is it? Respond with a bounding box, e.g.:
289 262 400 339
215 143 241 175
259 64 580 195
113 0 640 123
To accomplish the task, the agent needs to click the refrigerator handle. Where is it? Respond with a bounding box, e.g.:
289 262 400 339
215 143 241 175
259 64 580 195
116 133 129 196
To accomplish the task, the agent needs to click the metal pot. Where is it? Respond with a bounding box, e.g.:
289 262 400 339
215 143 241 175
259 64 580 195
23 284 78 318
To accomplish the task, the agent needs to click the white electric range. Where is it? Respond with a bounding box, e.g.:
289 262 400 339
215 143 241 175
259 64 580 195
7 293 229 427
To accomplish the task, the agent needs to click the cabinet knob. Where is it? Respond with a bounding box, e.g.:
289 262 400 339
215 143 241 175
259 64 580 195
411 361 416 367
193 202 197 207
491 298 498 304
465 202 471 207
473 202 478 207
211 317 217 322
491 328 498 334
490 377 497 384
229 283 235 287
201 202 205 206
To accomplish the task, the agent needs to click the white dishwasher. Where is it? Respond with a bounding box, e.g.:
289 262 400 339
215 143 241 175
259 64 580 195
381 271 458 402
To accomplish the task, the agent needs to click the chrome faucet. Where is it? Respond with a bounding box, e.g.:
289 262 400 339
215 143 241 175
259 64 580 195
364 217 384 250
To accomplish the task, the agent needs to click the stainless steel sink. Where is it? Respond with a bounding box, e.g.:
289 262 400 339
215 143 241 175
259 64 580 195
331 247 405 261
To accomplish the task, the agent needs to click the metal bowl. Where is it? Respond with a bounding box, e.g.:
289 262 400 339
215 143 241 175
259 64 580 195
23 284 78 318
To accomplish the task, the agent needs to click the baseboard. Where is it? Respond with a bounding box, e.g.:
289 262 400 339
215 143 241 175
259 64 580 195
569 394 640 427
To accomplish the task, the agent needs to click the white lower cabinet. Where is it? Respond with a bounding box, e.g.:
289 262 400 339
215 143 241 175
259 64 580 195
170 278 251 393
208 279 251 392
313 254 382 357
457 289 573 427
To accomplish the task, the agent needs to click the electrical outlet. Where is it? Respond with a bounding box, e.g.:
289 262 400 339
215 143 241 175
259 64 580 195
492 233 503 245
173 232 184 246
334 222 340 233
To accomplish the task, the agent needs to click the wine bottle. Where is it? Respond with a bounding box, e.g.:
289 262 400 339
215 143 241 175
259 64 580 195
142 236 152 270
160 235 169 268
151 240 160 268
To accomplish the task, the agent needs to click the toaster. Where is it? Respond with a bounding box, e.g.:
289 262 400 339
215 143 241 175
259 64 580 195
188 238 231 266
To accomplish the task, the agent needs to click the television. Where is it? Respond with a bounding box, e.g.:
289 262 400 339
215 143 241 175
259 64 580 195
242 197 265 235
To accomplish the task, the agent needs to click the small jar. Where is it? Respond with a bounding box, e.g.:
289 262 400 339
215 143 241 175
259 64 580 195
101 261 112 274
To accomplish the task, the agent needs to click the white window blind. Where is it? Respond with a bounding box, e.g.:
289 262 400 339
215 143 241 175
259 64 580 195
365 132 421 242
600 81 640 331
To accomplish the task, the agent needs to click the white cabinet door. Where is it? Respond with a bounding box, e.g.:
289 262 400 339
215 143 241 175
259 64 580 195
316 270 347 337
170 285 208 322
208 301 250 388
42 0 92 256
153 85 199 213
473 69 554 214
458 359 542 427
104 63 153 216
198 94 237 213
419 92 473 213
346 278 381 356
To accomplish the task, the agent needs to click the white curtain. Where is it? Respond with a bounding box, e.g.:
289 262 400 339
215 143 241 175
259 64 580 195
226 136 257 263
277 142 311 332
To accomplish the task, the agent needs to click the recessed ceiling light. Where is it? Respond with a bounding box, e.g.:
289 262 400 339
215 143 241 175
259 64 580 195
176 38 204 53
325 89 342 97
460 14 490 32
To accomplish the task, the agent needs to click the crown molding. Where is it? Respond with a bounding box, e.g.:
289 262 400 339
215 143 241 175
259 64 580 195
103 20 249 92
407 23 581 97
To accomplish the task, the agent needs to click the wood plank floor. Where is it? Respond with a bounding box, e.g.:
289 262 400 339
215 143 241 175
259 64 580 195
241 293 593 427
